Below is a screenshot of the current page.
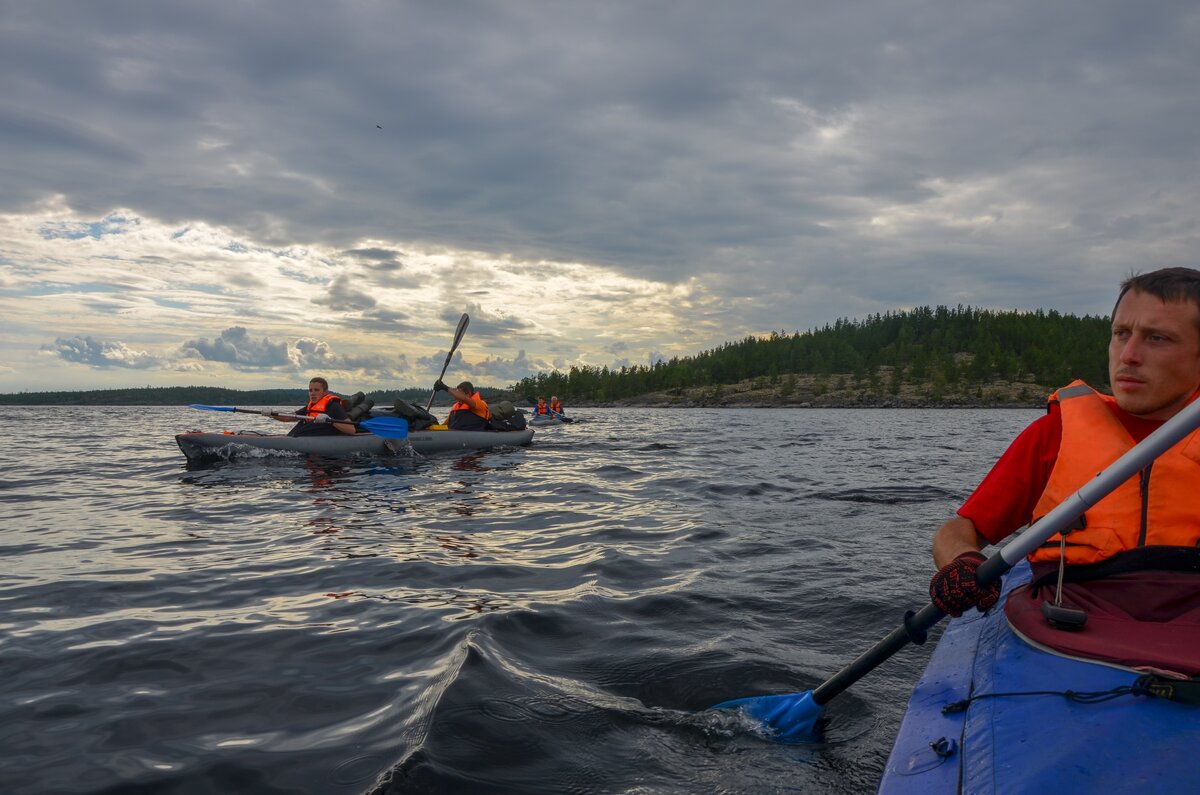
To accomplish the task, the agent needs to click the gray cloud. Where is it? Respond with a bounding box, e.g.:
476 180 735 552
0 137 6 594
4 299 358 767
293 337 408 376
443 304 534 338
463 349 549 383
351 307 419 334
343 247 404 270
180 326 291 368
45 335 161 369
312 273 378 312
416 349 464 372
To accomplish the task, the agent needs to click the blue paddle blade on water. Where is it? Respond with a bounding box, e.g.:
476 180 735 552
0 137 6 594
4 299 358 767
189 404 235 412
709 691 824 741
359 417 409 440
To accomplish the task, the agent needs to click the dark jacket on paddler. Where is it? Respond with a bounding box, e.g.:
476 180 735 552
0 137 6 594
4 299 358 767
447 392 490 431
288 393 350 437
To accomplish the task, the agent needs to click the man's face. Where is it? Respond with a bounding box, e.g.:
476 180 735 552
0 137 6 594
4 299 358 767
1108 290 1200 419
308 382 328 400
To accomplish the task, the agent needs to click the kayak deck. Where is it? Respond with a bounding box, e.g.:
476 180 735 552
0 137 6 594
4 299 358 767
879 562 1200 793
175 427 534 462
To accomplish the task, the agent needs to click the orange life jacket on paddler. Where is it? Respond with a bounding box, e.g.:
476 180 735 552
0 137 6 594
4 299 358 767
304 392 344 418
1028 380 1200 565
448 393 489 422
535 402 549 415
549 399 562 413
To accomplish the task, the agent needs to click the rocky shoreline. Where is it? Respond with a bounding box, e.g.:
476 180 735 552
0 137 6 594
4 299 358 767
551 372 1055 410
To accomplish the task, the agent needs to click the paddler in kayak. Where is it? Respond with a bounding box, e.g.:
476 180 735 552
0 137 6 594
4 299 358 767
434 380 491 431
269 377 358 437
929 266 1200 674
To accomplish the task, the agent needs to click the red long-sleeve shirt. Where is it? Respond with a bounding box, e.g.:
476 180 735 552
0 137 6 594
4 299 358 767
959 401 1166 544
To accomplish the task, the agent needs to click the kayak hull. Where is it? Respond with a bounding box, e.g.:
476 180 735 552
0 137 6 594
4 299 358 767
879 561 1200 794
528 415 563 427
175 428 534 462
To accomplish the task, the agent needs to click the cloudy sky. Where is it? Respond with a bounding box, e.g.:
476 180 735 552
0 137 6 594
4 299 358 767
2 1 1198 393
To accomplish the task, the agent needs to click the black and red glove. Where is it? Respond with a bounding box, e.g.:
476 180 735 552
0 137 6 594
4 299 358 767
929 551 1000 617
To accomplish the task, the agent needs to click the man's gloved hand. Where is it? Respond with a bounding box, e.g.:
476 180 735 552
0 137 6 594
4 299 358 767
260 409 277 416
433 379 449 392
929 551 1000 617
312 413 331 424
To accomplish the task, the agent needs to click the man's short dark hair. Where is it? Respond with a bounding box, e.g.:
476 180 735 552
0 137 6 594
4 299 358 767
457 381 474 394
309 377 329 389
1114 267 1200 330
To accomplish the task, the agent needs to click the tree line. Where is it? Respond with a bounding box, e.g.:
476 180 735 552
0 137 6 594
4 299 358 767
511 305 1112 402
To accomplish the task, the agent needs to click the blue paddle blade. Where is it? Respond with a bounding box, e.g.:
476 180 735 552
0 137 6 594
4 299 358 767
709 691 823 741
189 404 235 412
359 416 409 440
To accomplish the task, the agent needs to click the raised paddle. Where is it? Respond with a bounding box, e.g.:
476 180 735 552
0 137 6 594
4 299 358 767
426 312 471 412
710 396 1200 741
188 404 409 440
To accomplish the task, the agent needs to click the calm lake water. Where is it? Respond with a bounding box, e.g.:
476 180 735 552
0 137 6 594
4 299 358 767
0 405 1040 794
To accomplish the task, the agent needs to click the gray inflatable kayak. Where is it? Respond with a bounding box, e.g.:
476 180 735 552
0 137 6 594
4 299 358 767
528 415 568 427
175 427 535 462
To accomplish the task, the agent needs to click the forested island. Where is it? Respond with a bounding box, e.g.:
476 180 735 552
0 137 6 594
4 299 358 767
3 305 1111 408
515 305 1111 408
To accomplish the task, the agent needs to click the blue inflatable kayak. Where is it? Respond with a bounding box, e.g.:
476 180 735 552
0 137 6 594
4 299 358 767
879 561 1200 794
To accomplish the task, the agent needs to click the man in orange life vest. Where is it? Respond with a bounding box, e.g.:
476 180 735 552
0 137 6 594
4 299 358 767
269 377 357 437
434 379 490 431
927 267 1200 672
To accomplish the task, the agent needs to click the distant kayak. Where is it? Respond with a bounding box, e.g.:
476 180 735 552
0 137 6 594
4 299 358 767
528 415 564 427
879 561 1200 793
175 427 534 462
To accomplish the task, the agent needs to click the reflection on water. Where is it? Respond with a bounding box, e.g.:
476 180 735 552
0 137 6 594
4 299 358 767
0 405 1040 794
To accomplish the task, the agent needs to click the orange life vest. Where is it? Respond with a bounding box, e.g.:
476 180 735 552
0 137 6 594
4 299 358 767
535 402 549 415
549 399 562 413
1028 380 1200 564
304 392 344 418
450 392 490 421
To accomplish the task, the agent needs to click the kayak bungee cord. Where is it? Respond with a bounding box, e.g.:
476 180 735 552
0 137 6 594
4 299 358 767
941 672 1200 713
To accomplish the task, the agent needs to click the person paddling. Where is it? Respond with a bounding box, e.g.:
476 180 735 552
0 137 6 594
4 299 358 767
929 267 1200 673
434 380 491 431
268 377 357 437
